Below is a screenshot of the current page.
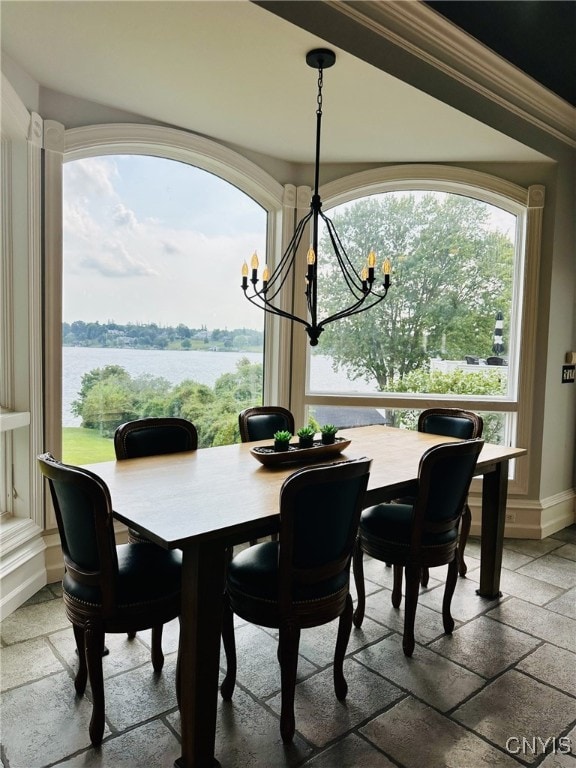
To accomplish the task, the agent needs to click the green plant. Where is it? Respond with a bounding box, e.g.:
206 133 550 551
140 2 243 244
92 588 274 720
320 424 338 436
273 430 292 443
296 425 315 438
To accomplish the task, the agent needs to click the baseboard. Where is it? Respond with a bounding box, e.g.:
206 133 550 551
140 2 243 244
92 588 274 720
469 488 576 539
0 537 47 621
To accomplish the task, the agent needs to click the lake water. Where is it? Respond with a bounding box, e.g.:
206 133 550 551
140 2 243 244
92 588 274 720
62 346 378 426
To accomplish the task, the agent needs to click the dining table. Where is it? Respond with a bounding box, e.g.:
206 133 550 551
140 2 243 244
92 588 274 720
83 424 526 767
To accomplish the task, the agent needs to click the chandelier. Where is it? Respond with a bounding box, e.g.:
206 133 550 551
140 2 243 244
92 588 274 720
241 48 391 346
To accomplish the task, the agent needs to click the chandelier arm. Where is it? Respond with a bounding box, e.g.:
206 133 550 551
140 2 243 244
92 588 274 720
319 287 389 327
265 211 313 290
322 217 366 295
243 291 312 329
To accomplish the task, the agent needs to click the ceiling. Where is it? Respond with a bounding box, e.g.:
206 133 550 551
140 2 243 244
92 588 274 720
427 1 575 107
0 1 564 165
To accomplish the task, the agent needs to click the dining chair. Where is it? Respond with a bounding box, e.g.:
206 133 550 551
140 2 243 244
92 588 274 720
238 406 295 443
37 453 182 746
417 408 483 581
220 457 372 743
353 438 483 657
238 406 295 545
114 417 198 544
390 407 483 583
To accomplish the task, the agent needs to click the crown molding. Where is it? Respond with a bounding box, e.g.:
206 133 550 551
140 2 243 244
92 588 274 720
328 1 575 148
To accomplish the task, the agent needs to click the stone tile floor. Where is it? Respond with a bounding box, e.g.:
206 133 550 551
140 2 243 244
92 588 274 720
1 529 575 768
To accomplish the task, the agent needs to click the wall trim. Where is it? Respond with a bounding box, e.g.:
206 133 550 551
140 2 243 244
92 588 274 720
0 535 46 620
469 488 575 540
330 1 575 147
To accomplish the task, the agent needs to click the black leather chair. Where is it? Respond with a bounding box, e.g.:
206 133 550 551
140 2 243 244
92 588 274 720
220 458 371 743
238 407 295 545
114 416 198 459
238 406 295 443
417 408 483 581
37 453 182 746
114 417 198 544
353 439 483 657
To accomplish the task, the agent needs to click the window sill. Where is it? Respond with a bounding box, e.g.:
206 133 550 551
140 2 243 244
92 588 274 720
0 408 30 432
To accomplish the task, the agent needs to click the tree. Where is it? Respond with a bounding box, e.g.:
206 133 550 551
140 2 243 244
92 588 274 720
317 193 514 390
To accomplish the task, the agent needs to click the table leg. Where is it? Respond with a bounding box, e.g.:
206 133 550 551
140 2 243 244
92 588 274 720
175 539 227 768
477 459 509 599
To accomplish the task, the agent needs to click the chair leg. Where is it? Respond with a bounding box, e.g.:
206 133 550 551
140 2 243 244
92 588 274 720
85 620 106 746
420 567 430 587
352 540 365 628
151 625 165 673
402 565 421 657
72 624 88 695
334 594 352 700
443 554 459 634
127 631 136 639
220 594 237 701
278 623 300 744
458 504 471 576
392 565 403 608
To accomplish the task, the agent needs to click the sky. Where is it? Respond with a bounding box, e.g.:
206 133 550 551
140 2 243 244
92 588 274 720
63 155 517 331
63 155 267 329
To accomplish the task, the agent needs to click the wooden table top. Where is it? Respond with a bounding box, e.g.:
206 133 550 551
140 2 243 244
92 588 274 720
84 425 526 550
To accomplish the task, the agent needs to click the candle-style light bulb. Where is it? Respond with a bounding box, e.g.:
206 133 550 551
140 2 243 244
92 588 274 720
382 257 391 289
250 251 259 284
262 264 270 291
367 249 376 283
361 265 368 293
241 261 249 290
306 247 316 281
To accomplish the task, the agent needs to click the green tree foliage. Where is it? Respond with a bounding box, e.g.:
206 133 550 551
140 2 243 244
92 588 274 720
383 368 506 442
72 359 263 446
317 193 514 391
62 321 263 351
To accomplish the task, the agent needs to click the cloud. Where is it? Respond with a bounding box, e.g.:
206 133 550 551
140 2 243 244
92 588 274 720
80 241 157 278
113 203 138 229
64 157 117 199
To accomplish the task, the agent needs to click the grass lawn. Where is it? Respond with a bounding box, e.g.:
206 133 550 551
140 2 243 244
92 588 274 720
62 427 115 465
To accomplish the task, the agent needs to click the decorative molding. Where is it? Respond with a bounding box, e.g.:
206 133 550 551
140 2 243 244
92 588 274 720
321 164 528 210
27 118 45 529
469 488 575 540
43 120 65 153
28 113 43 147
64 123 283 210
329 1 575 147
528 185 546 209
0 537 46 621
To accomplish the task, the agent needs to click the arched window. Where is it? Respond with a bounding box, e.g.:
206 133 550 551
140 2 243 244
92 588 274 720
292 166 543 495
46 124 285 464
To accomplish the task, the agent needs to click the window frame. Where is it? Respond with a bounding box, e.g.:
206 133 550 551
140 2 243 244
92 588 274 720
43 123 290 527
290 165 544 495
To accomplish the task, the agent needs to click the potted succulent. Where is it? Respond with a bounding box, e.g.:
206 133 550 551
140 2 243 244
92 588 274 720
320 424 339 445
273 429 292 452
296 425 316 448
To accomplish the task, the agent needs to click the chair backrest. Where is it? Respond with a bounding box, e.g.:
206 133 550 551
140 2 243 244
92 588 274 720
413 439 484 539
486 356 505 366
114 417 198 459
277 458 371 606
37 453 119 607
418 407 483 441
238 406 295 443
